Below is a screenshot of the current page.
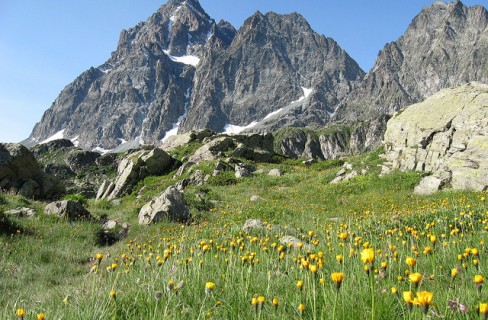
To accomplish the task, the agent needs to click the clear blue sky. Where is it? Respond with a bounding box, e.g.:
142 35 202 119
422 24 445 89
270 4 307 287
0 0 484 143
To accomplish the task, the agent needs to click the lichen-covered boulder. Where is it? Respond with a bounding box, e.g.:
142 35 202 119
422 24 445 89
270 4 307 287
383 82 488 192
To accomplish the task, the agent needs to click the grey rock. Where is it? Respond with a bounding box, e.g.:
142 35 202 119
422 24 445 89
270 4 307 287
18 179 40 199
235 163 255 178
279 236 310 250
242 219 264 232
276 117 388 159
250 195 261 202
96 180 115 200
173 161 195 178
162 129 215 151
383 82 488 192
414 176 444 195
102 220 118 230
268 169 284 177
0 143 64 199
44 200 93 220
66 150 100 171
343 162 353 170
188 137 235 163
4 207 37 218
138 186 190 224
106 148 173 199
188 169 207 186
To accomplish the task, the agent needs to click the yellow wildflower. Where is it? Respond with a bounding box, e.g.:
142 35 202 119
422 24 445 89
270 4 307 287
361 248 375 265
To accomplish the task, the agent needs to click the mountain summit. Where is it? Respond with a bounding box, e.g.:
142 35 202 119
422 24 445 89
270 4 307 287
25 0 488 152
334 1 488 121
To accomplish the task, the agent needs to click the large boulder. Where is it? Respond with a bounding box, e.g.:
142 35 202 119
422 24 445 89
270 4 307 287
138 186 190 224
0 143 64 199
188 136 236 163
44 200 93 220
383 82 488 192
103 148 173 199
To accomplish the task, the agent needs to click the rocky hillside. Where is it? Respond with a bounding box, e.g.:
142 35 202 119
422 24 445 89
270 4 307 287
382 82 488 194
24 0 488 154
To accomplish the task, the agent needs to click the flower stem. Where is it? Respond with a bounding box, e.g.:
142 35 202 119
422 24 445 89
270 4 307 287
332 291 339 320
370 270 375 320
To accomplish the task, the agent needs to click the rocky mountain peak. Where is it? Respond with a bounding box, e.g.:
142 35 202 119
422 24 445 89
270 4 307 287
334 1 488 122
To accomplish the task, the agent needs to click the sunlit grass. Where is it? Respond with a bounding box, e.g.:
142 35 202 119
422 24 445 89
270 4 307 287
2 150 488 319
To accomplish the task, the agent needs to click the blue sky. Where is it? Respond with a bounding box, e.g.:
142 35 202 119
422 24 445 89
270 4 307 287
0 0 484 143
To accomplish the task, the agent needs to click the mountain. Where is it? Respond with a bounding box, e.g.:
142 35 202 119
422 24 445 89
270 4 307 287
25 0 235 150
24 0 362 150
179 11 363 133
24 0 488 153
334 1 488 121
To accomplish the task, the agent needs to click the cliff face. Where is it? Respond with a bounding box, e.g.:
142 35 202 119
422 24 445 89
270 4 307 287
334 1 488 121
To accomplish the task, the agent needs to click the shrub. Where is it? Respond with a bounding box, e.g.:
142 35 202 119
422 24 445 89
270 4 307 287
207 171 238 186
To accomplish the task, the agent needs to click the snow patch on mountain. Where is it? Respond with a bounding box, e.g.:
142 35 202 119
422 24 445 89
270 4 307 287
224 122 259 134
224 87 315 133
163 50 200 66
40 129 65 144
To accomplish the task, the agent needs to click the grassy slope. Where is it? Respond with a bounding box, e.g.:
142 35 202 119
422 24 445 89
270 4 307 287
1 149 487 319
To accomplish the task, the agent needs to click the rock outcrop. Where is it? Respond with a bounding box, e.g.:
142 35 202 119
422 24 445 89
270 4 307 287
31 139 118 197
187 132 274 164
138 186 190 224
44 200 93 220
100 148 174 200
382 82 488 193
275 117 388 159
0 143 64 199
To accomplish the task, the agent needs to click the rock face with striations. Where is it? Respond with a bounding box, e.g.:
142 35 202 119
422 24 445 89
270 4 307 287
138 186 190 224
382 82 488 193
180 10 363 133
335 1 488 122
100 147 174 200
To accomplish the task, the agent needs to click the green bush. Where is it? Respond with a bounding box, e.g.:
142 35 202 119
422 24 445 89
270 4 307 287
207 171 238 186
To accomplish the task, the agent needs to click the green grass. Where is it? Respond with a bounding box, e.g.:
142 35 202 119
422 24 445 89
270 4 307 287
1 149 488 319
